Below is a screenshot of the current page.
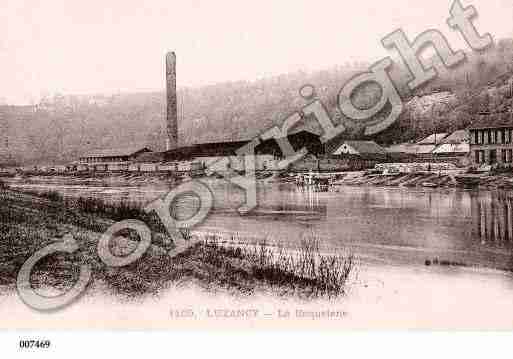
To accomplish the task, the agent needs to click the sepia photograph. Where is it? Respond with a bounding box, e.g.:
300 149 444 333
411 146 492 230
2 0 513 354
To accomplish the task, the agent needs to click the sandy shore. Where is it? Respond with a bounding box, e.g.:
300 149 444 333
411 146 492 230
2 262 513 330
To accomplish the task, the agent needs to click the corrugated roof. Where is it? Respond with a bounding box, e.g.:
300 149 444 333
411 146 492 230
334 140 387 155
415 144 437 154
81 146 151 158
387 143 418 154
164 140 249 161
164 130 323 160
417 133 448 145
469 112 513 129
441 130 468 144
387 143 436 154
134 151 165 163
432 143 469 154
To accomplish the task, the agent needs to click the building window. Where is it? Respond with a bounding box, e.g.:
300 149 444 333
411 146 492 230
475 150 485 164
489 149 497 164
502 149 507 163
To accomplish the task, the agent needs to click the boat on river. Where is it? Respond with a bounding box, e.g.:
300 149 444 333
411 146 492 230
295 172 332 192
455 174 483 188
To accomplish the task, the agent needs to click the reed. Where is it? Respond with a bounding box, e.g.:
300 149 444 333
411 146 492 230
0 187 356 298
200 234 355 298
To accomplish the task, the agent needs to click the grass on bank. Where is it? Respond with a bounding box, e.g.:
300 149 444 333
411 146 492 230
33 189 147 222
0 187 356 299
195 235 355 298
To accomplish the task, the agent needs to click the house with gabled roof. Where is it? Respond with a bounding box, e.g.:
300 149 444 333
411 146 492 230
331 140 388 160
431 129 470 162
78 145 152 171
417 133 449 145
440 130 468 144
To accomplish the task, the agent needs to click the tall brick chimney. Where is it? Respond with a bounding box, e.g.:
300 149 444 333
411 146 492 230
166 51 178 150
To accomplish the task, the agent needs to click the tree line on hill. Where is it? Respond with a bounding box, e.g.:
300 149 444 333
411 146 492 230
3 38 513 165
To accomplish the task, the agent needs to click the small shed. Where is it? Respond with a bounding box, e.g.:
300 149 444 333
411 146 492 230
331 140 388 160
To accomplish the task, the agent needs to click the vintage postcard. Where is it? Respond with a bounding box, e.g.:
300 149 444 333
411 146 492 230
2 0 513 345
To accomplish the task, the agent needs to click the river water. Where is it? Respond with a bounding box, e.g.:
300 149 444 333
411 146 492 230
6 175 513 329
6 176 513 269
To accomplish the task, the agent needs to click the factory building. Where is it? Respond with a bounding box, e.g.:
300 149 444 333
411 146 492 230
161 127 324 172
77 146 152 171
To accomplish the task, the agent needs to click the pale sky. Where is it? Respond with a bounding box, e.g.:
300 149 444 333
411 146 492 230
1 0 512 104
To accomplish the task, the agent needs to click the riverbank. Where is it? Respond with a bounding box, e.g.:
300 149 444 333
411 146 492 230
5 175 513 272
334 169 513 190
0 187 355 299
7 169 513 191
2 262 513 329
4 185 513 329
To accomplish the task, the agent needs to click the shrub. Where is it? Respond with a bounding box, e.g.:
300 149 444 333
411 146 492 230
201 235 356 298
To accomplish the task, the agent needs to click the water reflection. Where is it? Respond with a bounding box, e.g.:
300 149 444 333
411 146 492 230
7 176 513 262
471 191 513 244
